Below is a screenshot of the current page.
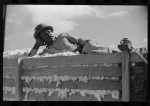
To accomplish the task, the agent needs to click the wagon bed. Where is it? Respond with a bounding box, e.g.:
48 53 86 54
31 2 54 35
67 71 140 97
3 52 147 101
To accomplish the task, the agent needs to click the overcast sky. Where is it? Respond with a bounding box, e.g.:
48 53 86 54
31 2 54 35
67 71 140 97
4 5 147 51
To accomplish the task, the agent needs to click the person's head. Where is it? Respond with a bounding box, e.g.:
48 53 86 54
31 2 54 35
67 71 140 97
34 24 54 46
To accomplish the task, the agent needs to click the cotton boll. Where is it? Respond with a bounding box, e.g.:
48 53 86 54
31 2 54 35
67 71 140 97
57 88 69 99
56 80 61 87
3 87 16 95
94 93 102 101
23 87 32 101
48 89 54 96
53 74 58 81
4 75 15 79
80 90 86 96
48 76 53 83
71 76 77 82
100 76 104 80
112 91 119 99
21 76 31 83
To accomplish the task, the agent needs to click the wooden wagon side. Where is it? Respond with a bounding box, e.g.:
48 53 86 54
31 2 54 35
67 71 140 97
3 52 146 101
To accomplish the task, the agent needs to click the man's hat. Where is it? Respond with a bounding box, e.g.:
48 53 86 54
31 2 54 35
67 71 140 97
34 24 54 39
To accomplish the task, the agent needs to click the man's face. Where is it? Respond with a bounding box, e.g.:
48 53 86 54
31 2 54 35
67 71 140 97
39 29 54 46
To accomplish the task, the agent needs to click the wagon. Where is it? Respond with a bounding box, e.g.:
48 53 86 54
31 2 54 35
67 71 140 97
3 51 147 101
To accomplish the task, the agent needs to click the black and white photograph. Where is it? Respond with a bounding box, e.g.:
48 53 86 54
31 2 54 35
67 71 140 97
3 5 148 101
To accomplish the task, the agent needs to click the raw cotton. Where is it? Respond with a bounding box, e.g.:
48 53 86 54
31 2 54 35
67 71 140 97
82 41 109 54
3 48 43 59
3 48 78 59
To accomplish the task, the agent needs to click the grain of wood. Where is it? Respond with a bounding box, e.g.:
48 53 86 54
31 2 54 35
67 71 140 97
121 52 130 101
3 92 16 99
3 68 17 78
3 58 18 67
22 80 121 90
15 61 22 101
22 53 122 67
3 79 15 87
22 91 121 101
22 66 121 77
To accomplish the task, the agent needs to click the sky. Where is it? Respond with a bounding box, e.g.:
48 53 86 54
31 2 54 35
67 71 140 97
4 5 148 51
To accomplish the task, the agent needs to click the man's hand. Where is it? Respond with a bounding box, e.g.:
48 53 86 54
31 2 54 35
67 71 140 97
36 38 46 46
28 38 46 57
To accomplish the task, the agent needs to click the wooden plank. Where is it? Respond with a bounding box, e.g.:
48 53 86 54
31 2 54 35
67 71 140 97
121 52 130 101
3 58 18 67
130 52 145 63
3 78 15 87
15 61 22 101
22 66 121 77
22 53 123 68
22 80 121 90
23 92 96 101
131 95 146 101
131 67 145 74
131 80 144 91
3 68 17 78
131 74 145 80
3 92 16 99
22 91 121 101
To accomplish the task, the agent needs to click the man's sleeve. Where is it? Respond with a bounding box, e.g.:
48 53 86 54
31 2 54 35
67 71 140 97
63 33 79 45
59 33 89 47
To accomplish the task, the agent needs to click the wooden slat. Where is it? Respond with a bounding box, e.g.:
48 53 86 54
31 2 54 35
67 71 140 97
23 92 97 101
131 95 146 101
131 74 145 80
22 66 121 77
22 80 121 90
131 67 145 74
22 53 123 68
131 80 144 91
22 92 121 101
3 79 15 87
15 61 22 101
121 52 130 101
3 58 18 67
3 68 17 78
130 52 145 63
3 92 16 99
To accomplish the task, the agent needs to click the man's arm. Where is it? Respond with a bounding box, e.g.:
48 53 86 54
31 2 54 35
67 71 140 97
28 38 46 57
28 42 40 57
64 33 90 46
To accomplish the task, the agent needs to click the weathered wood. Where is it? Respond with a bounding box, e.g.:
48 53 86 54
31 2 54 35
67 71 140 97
22 80 121 90
22 66 121 77
3 92 16 99
3 79 15 87
121 52 130 101
22 53 123 68
15 61 22 101
23 92 96 101
3 68 17 78
131 74 145 80
131 80 144 91
131 67 145 74
130 52 146 63
22 91 121 101
131 95 146 101
3 58 18 67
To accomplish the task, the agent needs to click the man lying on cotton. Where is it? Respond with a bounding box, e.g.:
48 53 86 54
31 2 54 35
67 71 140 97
28 24 115 57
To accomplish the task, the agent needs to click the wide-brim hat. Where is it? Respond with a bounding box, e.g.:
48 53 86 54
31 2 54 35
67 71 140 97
34 24 54 39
